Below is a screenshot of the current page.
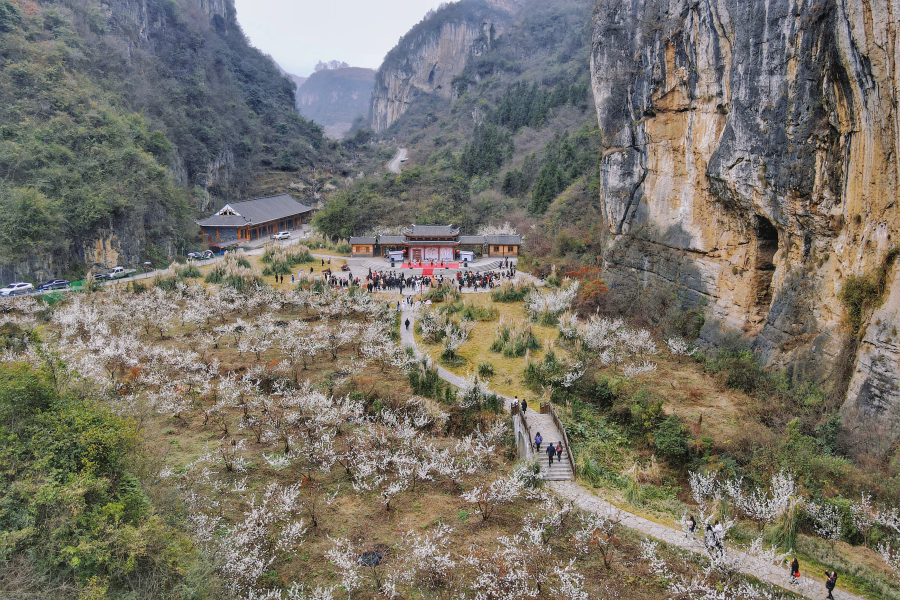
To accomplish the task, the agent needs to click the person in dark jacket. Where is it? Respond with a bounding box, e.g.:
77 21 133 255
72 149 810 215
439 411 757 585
824 570 837 599
546 441 556 465
404 318 410 330
686 515 696 538
789 557 799 585
520 397 527 414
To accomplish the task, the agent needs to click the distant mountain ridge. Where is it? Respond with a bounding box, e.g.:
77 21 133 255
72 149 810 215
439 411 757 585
297 66 376 139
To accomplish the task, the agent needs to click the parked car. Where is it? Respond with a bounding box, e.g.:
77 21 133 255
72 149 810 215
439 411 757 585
38 279 70 291
108 266 127 279
0 282 34 296
272 231 291 240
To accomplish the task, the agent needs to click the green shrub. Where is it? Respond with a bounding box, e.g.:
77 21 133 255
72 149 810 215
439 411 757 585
422 282 461 303
491 322 541 358
588 376 619 408
654 415 690 463
629 389 664 439
490 281 533 302
0 363 205 595
477 361 495 378
840 275 880 334
154 275 178 291
177 264 202 279
441 299 498 321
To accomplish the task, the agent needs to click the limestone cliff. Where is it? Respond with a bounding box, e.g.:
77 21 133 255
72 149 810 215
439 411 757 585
370 0 522 133
590 0 900 444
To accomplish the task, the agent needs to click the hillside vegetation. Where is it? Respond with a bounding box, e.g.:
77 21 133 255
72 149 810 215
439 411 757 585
0 0 331 281
318 0 597 239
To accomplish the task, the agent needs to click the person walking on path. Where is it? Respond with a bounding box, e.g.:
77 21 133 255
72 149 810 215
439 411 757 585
704 524 714 553
713 521 724 553
789 557 799 585
686 515 696 538
556 441 563 463
404 318 410 330
534 432 543 452
825 570 837 599
546 441 556 465
520 397 527 414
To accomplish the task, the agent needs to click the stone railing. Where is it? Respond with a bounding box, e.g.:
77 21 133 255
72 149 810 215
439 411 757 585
543 401 576 476
510 402 533 460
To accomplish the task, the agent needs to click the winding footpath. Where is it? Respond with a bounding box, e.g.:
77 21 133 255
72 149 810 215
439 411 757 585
398 304 867 600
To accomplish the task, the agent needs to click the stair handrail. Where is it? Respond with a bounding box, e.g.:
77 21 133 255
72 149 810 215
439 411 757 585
511 402 533 459
547 402 576 477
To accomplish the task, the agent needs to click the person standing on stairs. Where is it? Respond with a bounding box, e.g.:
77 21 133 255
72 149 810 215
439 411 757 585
546 441 556 465
556 441 563 463
534 432 542 452
520 397 527 414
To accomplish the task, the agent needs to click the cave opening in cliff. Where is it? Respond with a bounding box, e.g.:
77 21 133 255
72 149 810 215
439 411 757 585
754 215 779 309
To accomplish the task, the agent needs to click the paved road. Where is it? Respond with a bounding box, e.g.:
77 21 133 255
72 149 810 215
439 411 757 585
398 305 867 600
387 148 407 174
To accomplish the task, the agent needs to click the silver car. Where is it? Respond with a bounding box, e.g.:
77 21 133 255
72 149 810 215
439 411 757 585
0 282 34 296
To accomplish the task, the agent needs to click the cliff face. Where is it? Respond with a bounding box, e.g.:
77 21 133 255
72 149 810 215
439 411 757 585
590 0 900 444
370 0 519 133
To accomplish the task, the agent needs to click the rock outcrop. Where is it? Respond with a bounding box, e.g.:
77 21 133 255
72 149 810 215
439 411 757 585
590 0 900 442
370 0 521 133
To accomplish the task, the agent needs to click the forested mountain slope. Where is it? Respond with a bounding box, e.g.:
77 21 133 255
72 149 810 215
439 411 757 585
317 0 597 238
0 0 329 281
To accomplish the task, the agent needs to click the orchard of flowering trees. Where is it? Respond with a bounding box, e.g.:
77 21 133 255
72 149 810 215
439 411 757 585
0 282 803 600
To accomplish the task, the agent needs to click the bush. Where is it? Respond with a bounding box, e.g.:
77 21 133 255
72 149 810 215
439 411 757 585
491 322 541 357
441 299 498 321
477 361 495 378
490 281 533 303
628 389 664 440
588 376 619 409
177 264 202 279
654 415 690 463
422 282 461 303
0 363 204 595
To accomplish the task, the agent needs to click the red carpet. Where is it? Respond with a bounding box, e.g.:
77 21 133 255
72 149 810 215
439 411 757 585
400 262 459 269
421 268 434 276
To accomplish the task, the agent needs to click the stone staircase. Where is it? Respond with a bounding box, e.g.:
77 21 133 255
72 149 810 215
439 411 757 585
523 409 574 481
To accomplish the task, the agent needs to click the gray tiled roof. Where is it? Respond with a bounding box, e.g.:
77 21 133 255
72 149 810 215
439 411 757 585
349 237 377 244
379 235 405 244
458 236 486 244
404 240 459 246
197 194 314 228
403 224 459 237
485 234 521 244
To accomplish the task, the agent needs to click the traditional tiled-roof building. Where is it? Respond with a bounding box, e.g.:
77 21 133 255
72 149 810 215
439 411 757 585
197 194 315 246
349 225 521 260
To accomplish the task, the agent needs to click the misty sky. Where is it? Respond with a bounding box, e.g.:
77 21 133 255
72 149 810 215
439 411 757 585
233 0 448 77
